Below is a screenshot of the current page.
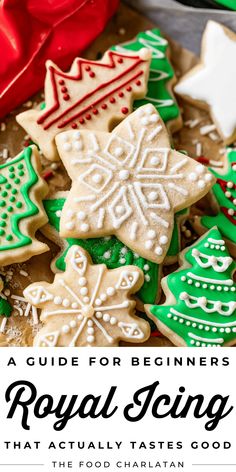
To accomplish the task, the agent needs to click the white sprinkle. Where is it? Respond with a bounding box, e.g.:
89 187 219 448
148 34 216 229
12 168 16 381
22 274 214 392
196 142 202 157
19 270 28 277
1 122 6 132
209 132 219 142
2 148 8 160
184 118 201 129
200 124 216 136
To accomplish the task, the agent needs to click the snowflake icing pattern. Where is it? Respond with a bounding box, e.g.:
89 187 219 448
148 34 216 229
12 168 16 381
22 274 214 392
23 245 150 347
56 104 214 264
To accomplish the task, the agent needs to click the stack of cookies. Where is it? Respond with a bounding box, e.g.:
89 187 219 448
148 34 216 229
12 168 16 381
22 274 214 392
0 20 235 347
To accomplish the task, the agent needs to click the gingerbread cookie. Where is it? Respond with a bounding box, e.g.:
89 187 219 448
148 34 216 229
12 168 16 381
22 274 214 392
16 49 151 161
24 245 150 347
146 228 236 347
193 149 236 258
56 104 214 264
112 28 182 132
175 21 236 145
0 146 49 266
42 192 161 305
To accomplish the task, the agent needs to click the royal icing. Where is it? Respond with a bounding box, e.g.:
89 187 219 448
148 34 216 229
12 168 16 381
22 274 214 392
0 146 48 266
112 29 180 126
56 104 214 264
198 149 236 253
147 228 236 347
16 49 151 161
0 278 12 320
24 245 150 347
175 21 236 142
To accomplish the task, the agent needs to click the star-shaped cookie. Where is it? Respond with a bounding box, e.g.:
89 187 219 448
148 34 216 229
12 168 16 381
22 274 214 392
24 245 150 347
175 21 236 144
56 104 214 264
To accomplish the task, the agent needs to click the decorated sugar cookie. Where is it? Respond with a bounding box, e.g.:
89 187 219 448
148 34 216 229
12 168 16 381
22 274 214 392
16 49 151 161
56 104 214 264
112 29 181 132
146 228 236 347
42 192 160 305
193 149 236 257
175 21 236 144
24 245 150 347
0 146 49 266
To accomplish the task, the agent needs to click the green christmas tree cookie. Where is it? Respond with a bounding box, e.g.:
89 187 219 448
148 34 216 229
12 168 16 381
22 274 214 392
146 228 236 347
215 0 236 10
0 146 49 266
112 29 181 130
194 149 236 257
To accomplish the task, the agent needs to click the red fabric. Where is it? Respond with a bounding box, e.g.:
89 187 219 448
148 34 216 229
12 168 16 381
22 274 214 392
0 0 119 118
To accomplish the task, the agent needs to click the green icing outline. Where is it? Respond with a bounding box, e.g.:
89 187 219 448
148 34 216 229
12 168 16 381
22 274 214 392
0 147 39 251
112 28 180 124
149 228 236 347
201 149 236 246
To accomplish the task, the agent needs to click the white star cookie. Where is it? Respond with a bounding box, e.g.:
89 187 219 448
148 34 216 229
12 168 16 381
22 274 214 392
56 104 214 264
175 21 236 144
24 245 150 347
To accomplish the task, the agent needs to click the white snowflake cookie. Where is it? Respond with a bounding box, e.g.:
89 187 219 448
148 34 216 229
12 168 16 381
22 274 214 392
23 245 150 347
56 104 215 264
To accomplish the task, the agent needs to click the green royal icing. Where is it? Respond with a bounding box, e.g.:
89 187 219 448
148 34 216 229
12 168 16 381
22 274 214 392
0 297 12 318
200 149 236 247
149 228 236 347
112 28 180 124
0 147 39 251
43 198 186 306
215 0 236 10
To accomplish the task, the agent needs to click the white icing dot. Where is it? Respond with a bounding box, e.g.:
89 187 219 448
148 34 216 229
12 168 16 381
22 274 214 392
56 210 62 217
110 317 117 325
114 147 123 157
92 173 102 184
62 298 70 307
198 324 203 330
159 235 168 245
54 296 62 305
79 277 87 286
204 243 209 248
65 221 75 230
63 142 72 152
103 314 110 322
95 298 102 306
107 287 115 296
205 326 210 331
181 276 186 282
212 327 217 333
77 211 86 221
141 117 149 125
145 240 153 250
119 169 130 180
80 287 88 296
147 229 156 239
192 323 197 328
70 320 77 328
226 328 231 334
225 191 231 198
179 319 184 324
197 180 206 189
119 257 126 264
87 335 95 343
150 114 158 123
87 327 94 335
195 282 200 288
186 321 191 326
84 298 90 303
148 191 158 202
190 340 195 345
196 164 205 175
145 274 150 282
227 181 233 188
121 247 128 255
215 245 220 250
78 314 83 320
187 279 193 285
104 250 111 259
87 320 93 327
96 312 102 319
146 105 153 115
100 293 107 301
73 141 83 151
144 264 150 271
154 246 163 256
205 173 213 182
81 223 89 232
203 284 207 289
228 208 234 216
150 156 160 166
188 172 197 181
116 205 125 215
167 314 172 319
62 325 70 334
61 134 69 142
210 285 215 290
71 302 78 309
73 131 81 139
